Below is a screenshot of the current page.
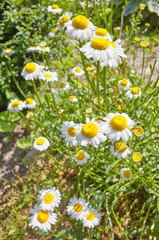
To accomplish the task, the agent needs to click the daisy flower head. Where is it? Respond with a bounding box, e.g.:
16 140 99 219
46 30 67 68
58 82 70 91
57 12 72 28
67 197 88 220
73 150 90 165
69 95 78 103
26 112 34 119
39 41 47 47
48 28 60 38
28 204 57 232
76 118 107 148
37 187 61 211
72 67 84 77
33 137 50 151
60 121 79 147
78 84 83 88
132 152 142 162
21 62 43 81
82 207 101 228
118 78 130 90
86 108 92 114
110 142 131 159
36 46 50 54
93 97 103 105
91 27 113 41
7 99 25 112
3 48 15 54
125 87 142 99
134 126 144 137
40 63 49 70
47 4 62 14
65 15 96 42
120 168 132 181
103 112 135 142
24 98 36 109
134 37 141 42
140 41 149 48
26 46 36 53
40 71 58 82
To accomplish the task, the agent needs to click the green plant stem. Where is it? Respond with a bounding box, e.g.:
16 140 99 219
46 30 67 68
85 0 89 18
139 205 151 240
141 48 145 81
106 198 114 240
44 150 63 167
110 0 114 34
96 61 100 108
32 52 36 62
48 82 58 113
143 59 157 94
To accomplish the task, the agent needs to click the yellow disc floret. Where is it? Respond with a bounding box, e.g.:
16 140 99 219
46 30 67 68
116 142 127 152
44 73 52 78
121 78 128 86
123 170 132 179
37 210 49 223
75 68 81 73
60 15 69 26
140 41 149 48
108 41 116 49
44 193 54 204
72 15 89 29
134 37 141 42
69 96 76 99
132 152 142 162
36 138 45 145
95 28 108 36
82 122 98 138
59 83 66 88
5 48 12 51
67 127 77 137
131 87 139 95
86 212 95 221
11 100 20 107
134 126 143 136
110 115 127 131
25 62 37 73
73 203 83 212
91 38 110 50
76 151 85 160
52 4 59 9
26 98 33 105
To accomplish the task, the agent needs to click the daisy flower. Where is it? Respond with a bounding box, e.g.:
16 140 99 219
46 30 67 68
40 71 58 82
47 4 62 14
65 15 96 42
93 97 103 105
7 99 25 112
134 37 141 42
24 98 36 109
21 62 43 81
67 197 88 220
86 108 92 114
82 207 101 228
3 48 15 54
125 87 142 99
28 204 57 232
26 46 36 53
134 126 144 137
91 27 113 41
103 113 135 142
33 137 50 151
132 152 142 162
59 109 64 114
57 12 72 28
110 142 131 159
69 96 78 102
78 84 83 88
37 187 61 211
73 150 90 165
60 121 79 147
76 118 107 148
39 41 47 47
72 67 84 77
36 46 50 54
48 28 60 38
26 112 34 119
120 168 132 181
118 78 130 90
58 82 70 91
80 38 127 68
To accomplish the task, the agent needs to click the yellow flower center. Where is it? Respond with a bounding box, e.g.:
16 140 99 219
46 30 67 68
116 142 127 152
26 98 33 104
86 212 95 221
37 210 49 223
67 127 77 137
94 97 103 105
40 47 46 51
82 122 98 138
59 82 66 88
140 41 149 48
25 62 37 73
121 78 128 86
132 152 142 162
5 48 12 51
52 4 59 9
44 73 52 78
51 28 56 32
78 84 83 88
36 138 45 145
73 203 83 212
44 193 54 204
11 100 20 107
40 41 46 47
86 63 92 70
110 115 127 131
114 167 119 173
109 41 116 49
86 108 92 114
95 28 108 36
69 96 76 99
91 38 110 50
60 15 69 26
92 71 97 78
29 46 36 48
76 151 85 160
128 127 131 131
72 15 89 29
131 87 139 95
75 68 81 73
134 126 143 136
123 170 132 179
134 37 141 42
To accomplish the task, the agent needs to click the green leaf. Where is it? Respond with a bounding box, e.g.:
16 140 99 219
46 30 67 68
0 120 17 133
124 0 140 16
157 197 159 213
16 137 32 149
148 1 159 16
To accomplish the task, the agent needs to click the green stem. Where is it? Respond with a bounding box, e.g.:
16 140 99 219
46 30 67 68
141 48 145 81
86 0 89 18
110 0 114 34
96 61 100 108
44 150 63 167
143 59 157 94
48 82 58 112
139 205 151 240
32 52 36 62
